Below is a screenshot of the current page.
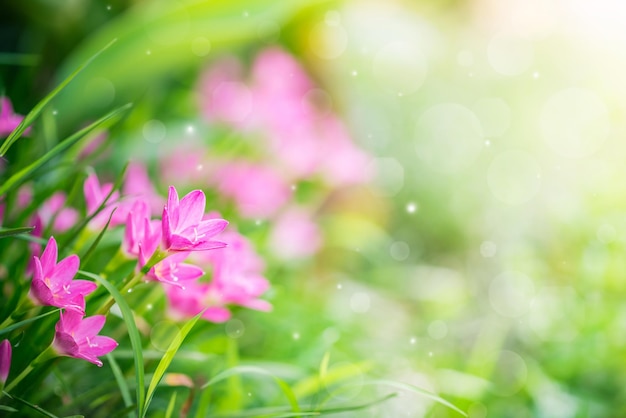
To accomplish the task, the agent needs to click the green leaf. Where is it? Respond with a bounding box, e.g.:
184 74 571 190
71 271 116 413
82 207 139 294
0 308 60 336
143 311 203 417
79 208 117 265
0 226 34 239
0 38 117 157
357 380 467 417
79 270 145 418
1 390 60 418
164 392 177 418
201 365 300 413
107 352 134 417
292 361 372 399
0 103 132 197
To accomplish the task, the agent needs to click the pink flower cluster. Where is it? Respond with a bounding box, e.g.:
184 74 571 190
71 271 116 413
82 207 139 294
0 97 29 137
29 237 117 367
119 183 271 322
198 47 372 189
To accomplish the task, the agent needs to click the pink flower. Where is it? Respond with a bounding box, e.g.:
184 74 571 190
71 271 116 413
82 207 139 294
166 229 271 322
0 339 11 386
52 310 118 367
213 163 291 219
0 97 30 137
164 281 232 322
123 199 161 259
123 162 164 216
29 237 96 314
84 173 128 229
37 192 79 232
268 207 322 260
162 186 228 252
146 252 204 288
198 58 255 129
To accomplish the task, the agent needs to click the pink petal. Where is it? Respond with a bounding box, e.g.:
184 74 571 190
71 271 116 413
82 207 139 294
177 190 206 231
68 280 97 296
86 336 118 356
53 331 80 357
173 263 204 281
40 237 59 276
189 240 227 251
58 310 83 333
196 219 229 238
202 307 232 323
75 315 106 341
29 278 53 306
166 187 180 228
0 339 11 383
52 255 80 285
162 207 173 249
84 174 101 214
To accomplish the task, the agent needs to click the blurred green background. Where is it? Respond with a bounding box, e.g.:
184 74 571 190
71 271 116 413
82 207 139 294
4 0 626 416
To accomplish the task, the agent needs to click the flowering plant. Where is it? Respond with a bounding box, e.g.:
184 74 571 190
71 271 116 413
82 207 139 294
0 2 469 417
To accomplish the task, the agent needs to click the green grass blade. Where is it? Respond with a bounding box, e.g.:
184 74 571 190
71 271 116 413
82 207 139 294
107 353 134 417
360 379 467 416
0 308 60 336
164 391 177 418
0 38 117 157
143 311 203 417
79 208 116 265
79 270 145 418
0 226 34 239
201 365 300 413
1 390 60 418
292 361 372 398
0 103 132 197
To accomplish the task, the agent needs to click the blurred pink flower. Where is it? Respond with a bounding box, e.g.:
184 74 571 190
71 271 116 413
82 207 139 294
52 310 118 367
123 199 161 259
167 229 271 322
0 97 30 137
29 237 95 314
317 117 373 186
160 147 213 187
38 192 78 232
214 162 291 219
164 281 231 322
162 186 228 252
0 339 11 386
78 130 108 160
84 173 128 229
198 58 254 129
123 161 164 216
146 251 204 288
268 207 322 260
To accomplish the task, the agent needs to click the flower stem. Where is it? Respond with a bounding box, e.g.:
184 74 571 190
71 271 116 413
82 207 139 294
4 345 57 392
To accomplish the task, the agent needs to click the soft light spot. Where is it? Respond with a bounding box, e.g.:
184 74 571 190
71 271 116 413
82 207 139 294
457 50 474 67
350 292 371 313
529 286 579 342
541 88 609 158
488 150 541 205
472 98 511 138
150 320 179 352
142 119 167 144
406 202 418 213
351 70 358 76
309 21 348 60
414 104 483 174
292 332 300 340
146 50 151 55
303 88 332 117
428 320 448 340
487 33 533 76
489 271 535 317
337 283 342 290
322 327 341 344
191 37 211 56
390 241 410 261
373 41 427 95
225 319 245 339
597 223 616 243
480 241 497 258
409 337 416 345
490 351 528 396
52 110 58 116
369 157 404 196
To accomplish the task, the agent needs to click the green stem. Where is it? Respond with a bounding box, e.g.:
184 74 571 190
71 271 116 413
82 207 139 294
4 345 57 392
